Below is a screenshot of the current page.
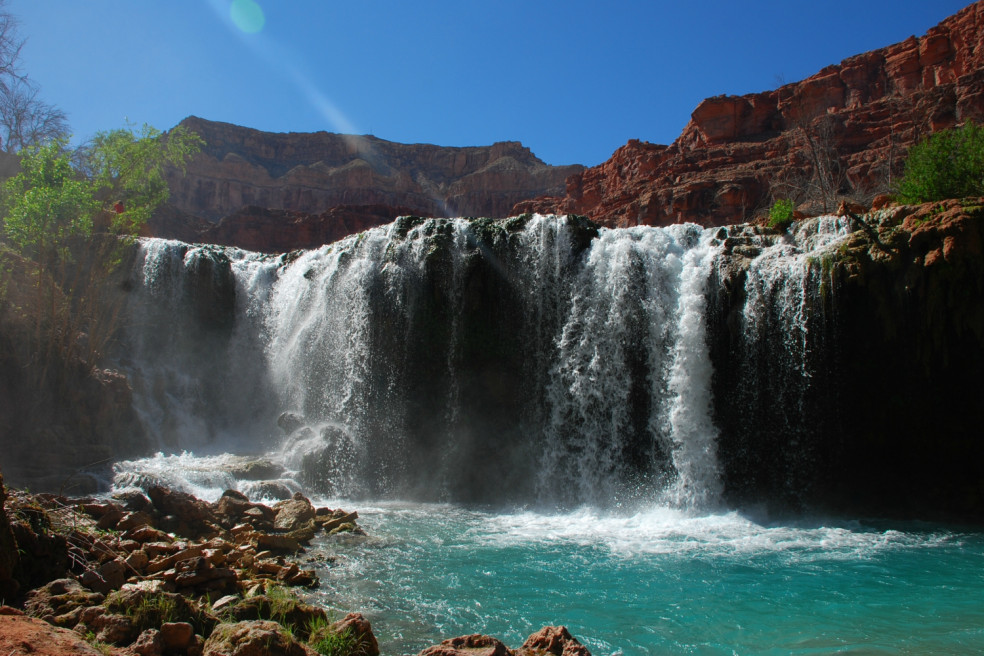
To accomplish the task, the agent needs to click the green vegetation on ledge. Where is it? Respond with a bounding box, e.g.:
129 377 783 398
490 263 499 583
894 121 984 204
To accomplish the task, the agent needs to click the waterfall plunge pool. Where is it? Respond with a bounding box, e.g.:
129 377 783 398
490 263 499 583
114 453 984 656
311 502 984 655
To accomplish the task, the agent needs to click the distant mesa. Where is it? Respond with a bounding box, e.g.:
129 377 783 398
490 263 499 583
154 117 583 252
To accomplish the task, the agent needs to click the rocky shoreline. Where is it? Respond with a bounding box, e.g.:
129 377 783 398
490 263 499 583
0 473 591 656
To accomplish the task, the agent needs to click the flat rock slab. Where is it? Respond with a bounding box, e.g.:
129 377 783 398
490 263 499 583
0 614 107 655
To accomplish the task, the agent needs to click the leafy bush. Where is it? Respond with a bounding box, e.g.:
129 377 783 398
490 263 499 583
894 121 984 203
768 198 795 229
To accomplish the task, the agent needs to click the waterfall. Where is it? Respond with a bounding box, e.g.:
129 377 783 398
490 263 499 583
708 216 853 508
116 214 858 510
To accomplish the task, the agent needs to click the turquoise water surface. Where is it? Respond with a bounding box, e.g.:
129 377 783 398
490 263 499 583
307 503 984 655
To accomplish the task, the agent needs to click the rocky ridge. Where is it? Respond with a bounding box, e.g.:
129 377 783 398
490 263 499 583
515 1 984 228
156 117 583 252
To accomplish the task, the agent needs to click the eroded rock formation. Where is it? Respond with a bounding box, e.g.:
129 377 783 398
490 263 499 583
158 117 583 252
707 200 984 520
515 1 984 227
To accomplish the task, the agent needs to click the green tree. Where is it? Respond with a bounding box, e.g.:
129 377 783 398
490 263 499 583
0 123 202 383
79 123 202 234
768 198 795 230
894 121 984 204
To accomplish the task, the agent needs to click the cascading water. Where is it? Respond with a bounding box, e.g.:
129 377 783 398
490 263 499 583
116 215 740 509
111 215 984 654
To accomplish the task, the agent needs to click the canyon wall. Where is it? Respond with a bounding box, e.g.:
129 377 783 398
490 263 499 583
515 1 984 228
157 117 583 252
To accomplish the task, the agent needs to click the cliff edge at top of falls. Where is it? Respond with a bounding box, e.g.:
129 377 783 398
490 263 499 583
516 0 984 230
708 198 984 522
150 117 583 252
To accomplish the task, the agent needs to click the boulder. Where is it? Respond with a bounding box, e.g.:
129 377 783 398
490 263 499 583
273 496 316 532
148 486 218 536
518 626 592 656
24 578 105 627
325 612 379 656
0 614 107 656
417 634 512 656
160 621 196 651
203 620 318 656
126 628 164 656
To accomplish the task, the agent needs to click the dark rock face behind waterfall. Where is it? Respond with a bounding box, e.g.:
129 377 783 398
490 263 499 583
708 200 984 520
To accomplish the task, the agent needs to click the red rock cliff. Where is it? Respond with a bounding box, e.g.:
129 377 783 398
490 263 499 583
158 117 583 251
515 1 984 227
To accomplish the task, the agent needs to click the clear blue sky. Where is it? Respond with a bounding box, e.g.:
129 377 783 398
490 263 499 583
7 0 973 166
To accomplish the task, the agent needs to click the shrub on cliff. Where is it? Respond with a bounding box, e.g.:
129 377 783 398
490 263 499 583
768 198 795 230
894 121 984 203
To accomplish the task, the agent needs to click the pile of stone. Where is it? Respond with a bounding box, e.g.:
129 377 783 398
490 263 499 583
0 474 380 656
1 474 594 656
64 485 363 597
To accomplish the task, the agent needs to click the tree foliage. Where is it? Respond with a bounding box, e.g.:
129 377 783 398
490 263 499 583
0 124 202 382
894 121 984 204
1 138 94 262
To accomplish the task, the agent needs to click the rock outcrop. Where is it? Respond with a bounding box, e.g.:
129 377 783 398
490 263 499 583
416 626 592 656
158 117 583 252
515 1 984 228
707 200 984 520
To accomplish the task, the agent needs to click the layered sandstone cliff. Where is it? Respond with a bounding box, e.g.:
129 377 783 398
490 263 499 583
158 117 583 251
515 1 984 227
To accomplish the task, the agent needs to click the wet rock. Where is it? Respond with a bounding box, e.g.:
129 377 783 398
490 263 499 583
115 471 169 492
203 620 317 656
253 533 301 554
417 633 512 656
240 480 295 501
114 490 154 513
148 486 219 536
277 412 305 435
219 457 285 481
518 626 592 656
286 520 317 543
318 510 359 533
273 496 316 532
